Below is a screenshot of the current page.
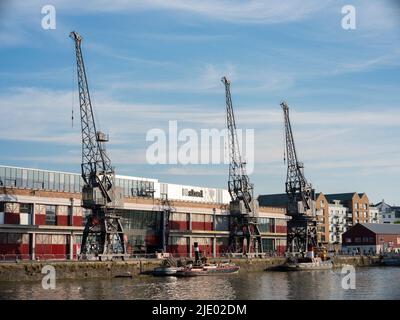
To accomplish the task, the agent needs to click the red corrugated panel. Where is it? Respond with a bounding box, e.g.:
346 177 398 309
170 221 189 230
191 222 214 231
20 244 29 255
56 215 69 226
167 245 188 257
276 226 287 233
35 214 46 225
191 221 205 231
51 244 67 255
204 222 213 231
0 244 26 254
276 245 286 254
73 216 83 226
4 213 20 224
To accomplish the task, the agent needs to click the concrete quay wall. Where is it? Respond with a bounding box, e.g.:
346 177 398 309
0 256 381 282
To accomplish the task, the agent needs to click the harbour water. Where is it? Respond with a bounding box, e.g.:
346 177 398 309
0 267 399 300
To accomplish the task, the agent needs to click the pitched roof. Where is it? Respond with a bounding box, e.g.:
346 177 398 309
325 193 356 202
360 223 400 235
258 193 288 207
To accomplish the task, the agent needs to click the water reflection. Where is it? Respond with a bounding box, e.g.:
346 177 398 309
0 267 399 300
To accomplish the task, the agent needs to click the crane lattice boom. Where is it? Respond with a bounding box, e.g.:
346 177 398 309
281 101 317 255
222 76 262 255
222 76 253 212
70 31 126 260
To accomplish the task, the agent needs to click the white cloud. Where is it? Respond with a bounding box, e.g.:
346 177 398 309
334 50 400 74
13 0 331 24
1 86 400 174
108 62 237 93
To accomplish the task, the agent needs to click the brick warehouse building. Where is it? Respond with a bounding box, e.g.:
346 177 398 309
342 223 400 254
0 165 288 260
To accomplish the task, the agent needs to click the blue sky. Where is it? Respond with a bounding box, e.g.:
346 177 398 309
0 1 400 204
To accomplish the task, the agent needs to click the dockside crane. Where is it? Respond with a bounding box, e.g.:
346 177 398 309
70 31 127 261
281 101 317 256
221 77 263 256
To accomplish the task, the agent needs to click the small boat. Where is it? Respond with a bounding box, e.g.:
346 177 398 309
175 263 240 277
152 266 181 276
114 271 133 278
382 253 400 266
280 257 333 271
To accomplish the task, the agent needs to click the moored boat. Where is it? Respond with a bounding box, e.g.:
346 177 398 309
152 266 182 276
175 263 240 277
382 253 400 266
280 256 333 271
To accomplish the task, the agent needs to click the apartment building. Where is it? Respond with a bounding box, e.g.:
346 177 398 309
325 193 370 227
375 200 400 224
328 200 348 244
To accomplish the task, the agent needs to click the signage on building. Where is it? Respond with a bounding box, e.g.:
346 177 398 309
182 188 203 198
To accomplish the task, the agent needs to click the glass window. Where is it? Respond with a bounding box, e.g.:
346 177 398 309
49 172 55 190
262 239 274 251
124 179 129 197
43 171 49 190
64 174 70 192
45 205 56 225
39 170 44 189
20 203 32 214
215 216 229 231
15 169 22 187
59 173 65 191
74 175 80 192
10 167 16 181
132 180 138 196
54 172 60 190
27 170 34 188
258 217 275 233
67 174 72 192
69 174 74 192
0 167 5 184
22 169 27 188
